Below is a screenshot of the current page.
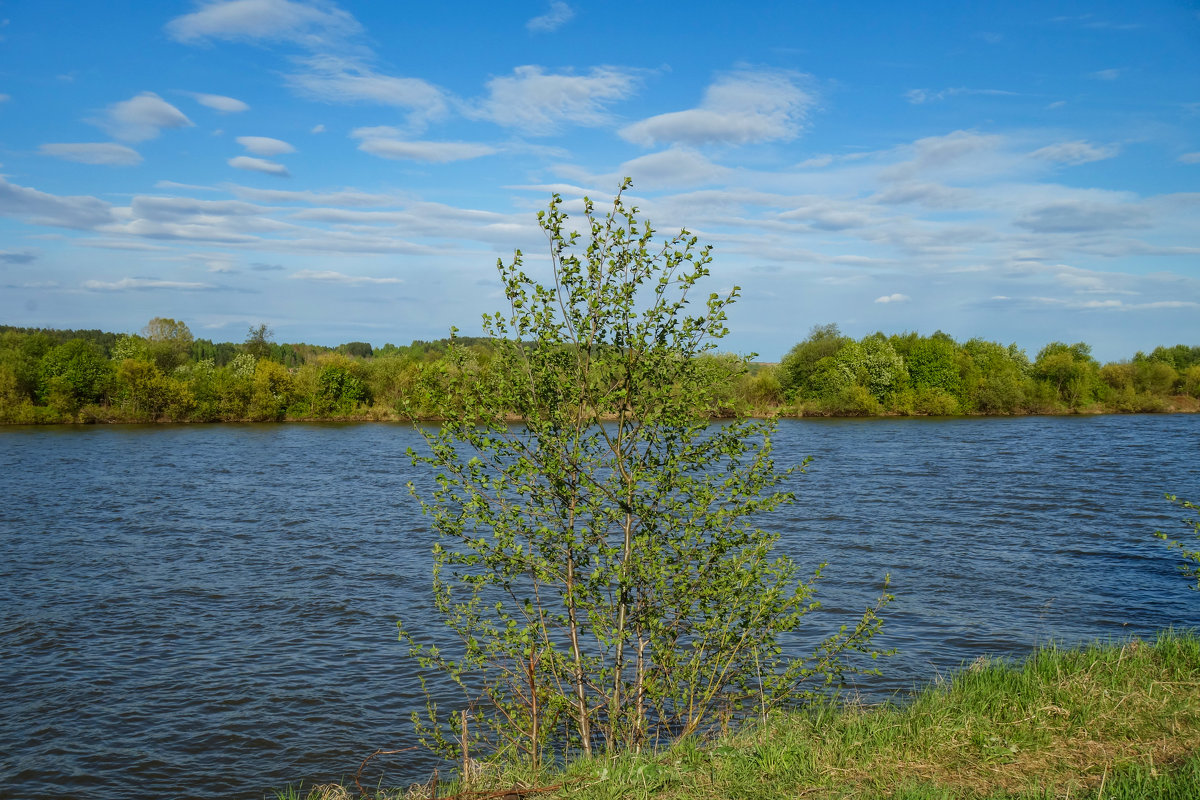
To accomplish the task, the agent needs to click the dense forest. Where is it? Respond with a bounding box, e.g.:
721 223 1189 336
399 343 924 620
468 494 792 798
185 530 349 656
1 319 1197 424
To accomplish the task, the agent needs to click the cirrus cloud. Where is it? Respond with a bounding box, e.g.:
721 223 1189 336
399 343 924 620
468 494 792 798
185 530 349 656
351 130 496 163
192 92 250 112
467 65 640 134
527 1 574 33
83 277 216 291
91 92 194 142
0 176 114 229
166 0 362 46
39 142 143 166
620 69 815 147
284 55 448 130
228 155 291 176
236 135 296 155
1030 140 1118 165
289 269 403 285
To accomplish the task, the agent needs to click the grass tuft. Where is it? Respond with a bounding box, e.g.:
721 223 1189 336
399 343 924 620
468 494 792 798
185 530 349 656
280 631 1200 799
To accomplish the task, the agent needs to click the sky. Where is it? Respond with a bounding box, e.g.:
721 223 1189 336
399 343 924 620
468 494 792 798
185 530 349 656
1 0 1198 362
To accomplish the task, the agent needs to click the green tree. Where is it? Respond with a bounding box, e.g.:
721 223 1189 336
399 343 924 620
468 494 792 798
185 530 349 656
112 358 192 420
1033 342 1098 409
38 338 112 413
244 324 275 361
402 183 890 772
779 323 850 400
248 359 295 421
337 341 374 359
142 317 194 372
905 334 961 396
315 357 371 414
961 338 1029 413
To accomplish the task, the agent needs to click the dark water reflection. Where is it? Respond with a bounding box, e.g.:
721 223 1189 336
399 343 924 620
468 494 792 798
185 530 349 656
1 416 1198 799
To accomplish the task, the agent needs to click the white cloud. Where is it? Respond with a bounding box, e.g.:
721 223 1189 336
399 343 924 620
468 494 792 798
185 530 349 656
0 250 37 264
527 1 574 33
285 55 447 128
228 155 291 175
875 293 910 303
311 123 326 133
1179 152 1200 164
796 155 833 169
192 92 249 112
289 269 403 285
128 195 267 221
1091 68 1122 80
468 65 640 134
905 87 1018 104
39 142 143 166
166 0 362 46
0 177 114 229
558 148 729 190
0 93 10 103
237 135 296 155
92 92 194 142
620 69 814 147
622 148 731 186
1030 140 1118 165
880 130 1010 182
205 258 238 273
83 277 216 291
1014 200 1149 233
225 184 399 205
155 180 223 192
352 134 496 163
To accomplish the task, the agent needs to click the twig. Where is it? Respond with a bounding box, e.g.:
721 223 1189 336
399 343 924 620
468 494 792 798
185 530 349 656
354 746 419 799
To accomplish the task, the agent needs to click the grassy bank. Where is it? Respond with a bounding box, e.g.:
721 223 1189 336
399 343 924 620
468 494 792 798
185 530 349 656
281 631 1200 800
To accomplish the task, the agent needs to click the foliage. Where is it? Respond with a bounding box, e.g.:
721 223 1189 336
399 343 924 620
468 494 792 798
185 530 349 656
1033 341 1098 409
905 334 962 399
244 323 275 361
315 357 371 414
1155 494 1200 590
249 359 295 421
401 182 891 773
142 317 194 372
37 338 113 413
337 341 374 358
778 323 849 399
0 317 1196 422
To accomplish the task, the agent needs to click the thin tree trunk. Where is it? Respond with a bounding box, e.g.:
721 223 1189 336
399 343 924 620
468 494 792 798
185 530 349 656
611 507 634 749
565 547 591 756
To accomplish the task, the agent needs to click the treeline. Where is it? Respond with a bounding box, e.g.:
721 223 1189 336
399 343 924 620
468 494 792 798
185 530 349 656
0 319 1197 424
771 324 1200 416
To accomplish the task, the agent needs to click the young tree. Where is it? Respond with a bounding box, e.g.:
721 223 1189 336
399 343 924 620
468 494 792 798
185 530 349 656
402 181 890 772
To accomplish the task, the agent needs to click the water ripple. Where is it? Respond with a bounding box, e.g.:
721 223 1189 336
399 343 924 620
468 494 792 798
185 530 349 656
1 416 1198 799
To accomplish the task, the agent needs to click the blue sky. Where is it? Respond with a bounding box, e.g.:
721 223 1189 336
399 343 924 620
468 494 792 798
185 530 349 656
1 0 1197 361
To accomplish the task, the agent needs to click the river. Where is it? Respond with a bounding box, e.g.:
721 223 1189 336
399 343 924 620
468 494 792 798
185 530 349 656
1 415 1198 798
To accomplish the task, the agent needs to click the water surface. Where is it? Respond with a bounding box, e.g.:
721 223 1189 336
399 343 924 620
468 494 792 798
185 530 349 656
1 416 1197 798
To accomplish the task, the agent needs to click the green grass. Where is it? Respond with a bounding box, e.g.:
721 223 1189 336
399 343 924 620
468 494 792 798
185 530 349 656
280 631 1200 800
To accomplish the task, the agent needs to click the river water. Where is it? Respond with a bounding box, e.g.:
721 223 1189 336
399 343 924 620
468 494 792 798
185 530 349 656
2 416 1198 799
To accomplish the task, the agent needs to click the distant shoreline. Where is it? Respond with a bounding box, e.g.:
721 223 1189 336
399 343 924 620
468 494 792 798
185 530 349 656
3 402 1197 426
